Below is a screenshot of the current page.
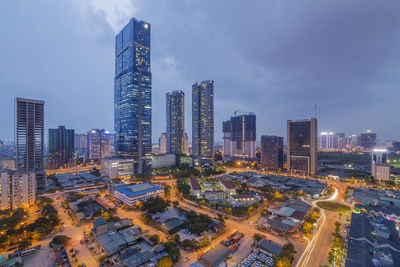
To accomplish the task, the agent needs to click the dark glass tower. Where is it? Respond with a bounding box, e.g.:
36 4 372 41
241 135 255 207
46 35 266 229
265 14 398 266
287 118 318 176
166 90 185 155
114 17 152 174
229 114 256 160
192 80 214 166
261 135 284 171
48 126 75 169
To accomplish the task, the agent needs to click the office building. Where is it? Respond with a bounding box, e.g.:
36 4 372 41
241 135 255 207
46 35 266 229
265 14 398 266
287 118 318 176
114 17 152 174
225 113 256 160
48 126 75 169
74 133 88 158
152 154 176 169
15 98 46 193
183 133 189 154
360 131 377 149
166 90 185 155
371 148 391 181
159 133 167 154
102 157 134 179
222 120 231 159
336 133 346 149
261 135 284 171
87 129 114 160
192 80 214 166
319 132 335 150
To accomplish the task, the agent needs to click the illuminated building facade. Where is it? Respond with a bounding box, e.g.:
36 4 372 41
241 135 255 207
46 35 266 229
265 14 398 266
166 90 184 154
192 80 214 166
371 148 391 180
87 129 113 160
114 17 152 174
287 118 318 176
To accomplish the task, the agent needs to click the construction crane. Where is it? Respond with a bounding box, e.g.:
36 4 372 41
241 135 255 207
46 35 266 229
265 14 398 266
234 110 254 116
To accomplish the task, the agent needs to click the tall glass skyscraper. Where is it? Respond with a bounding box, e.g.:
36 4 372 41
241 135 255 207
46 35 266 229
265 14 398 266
192 80 214 166
114 17 152 174
48 126 75 169
166 90 184 155
287 118 318 176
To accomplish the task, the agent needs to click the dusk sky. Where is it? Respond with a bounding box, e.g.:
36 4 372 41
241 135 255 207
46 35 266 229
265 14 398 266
1 0 399 143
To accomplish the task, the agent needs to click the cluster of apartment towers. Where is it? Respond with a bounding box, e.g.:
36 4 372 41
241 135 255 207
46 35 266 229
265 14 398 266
0 17 319 210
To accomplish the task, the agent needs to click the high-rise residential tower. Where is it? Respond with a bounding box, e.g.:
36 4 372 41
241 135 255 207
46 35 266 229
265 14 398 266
114 17 152 174
16 98 44 171
166 90 184 154
183 133 189 154
360 131 377 149
287 118 318 176
15 98 45 194
261 135 284 171
228 113 256 160
192 80 214 166
48 126 75 169
222 120 231 159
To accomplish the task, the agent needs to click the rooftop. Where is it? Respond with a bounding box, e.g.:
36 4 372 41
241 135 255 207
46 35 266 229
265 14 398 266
115 183 163 198
190 177 201 190
200 245 233 266
258 239 283 256
220 179 235 189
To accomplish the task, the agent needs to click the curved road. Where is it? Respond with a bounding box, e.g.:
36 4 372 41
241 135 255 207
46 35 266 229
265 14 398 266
297 186 341 267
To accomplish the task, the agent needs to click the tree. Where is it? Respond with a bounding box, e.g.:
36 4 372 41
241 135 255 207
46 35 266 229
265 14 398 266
158 256 174 267
36 196 53 207
90 167 101 176
172 201 179 207
149 234 160 244
253 233 262 242
275 257 291 267
51 235 71 246
18 238 32 250
163 241 180 262
170 234 180 243
181 239 194 249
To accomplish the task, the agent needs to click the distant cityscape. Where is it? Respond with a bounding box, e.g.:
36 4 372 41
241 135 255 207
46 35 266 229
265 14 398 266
0 11 400 267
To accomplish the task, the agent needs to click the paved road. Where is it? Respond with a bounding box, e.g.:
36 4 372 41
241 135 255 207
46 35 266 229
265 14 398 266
297 186 344 267
25 192 98 267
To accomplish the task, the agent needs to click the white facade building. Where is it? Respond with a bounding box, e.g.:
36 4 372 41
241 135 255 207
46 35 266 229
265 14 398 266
102 157 134 179
11 172 36 209
152 154 176 169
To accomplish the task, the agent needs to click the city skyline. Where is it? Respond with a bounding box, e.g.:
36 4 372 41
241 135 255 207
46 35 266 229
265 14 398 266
1 1 400 143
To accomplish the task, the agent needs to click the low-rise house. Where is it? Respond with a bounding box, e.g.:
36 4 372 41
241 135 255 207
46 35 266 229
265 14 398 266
95 225 142 256
204 190 226 201
257 238 283 257
345 212 400 267
199 245 233 267
230 194 256 207
219 180 236 195
190 177 202 198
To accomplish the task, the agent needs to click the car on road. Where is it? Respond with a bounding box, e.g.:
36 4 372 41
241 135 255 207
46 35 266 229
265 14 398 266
80 240 85 245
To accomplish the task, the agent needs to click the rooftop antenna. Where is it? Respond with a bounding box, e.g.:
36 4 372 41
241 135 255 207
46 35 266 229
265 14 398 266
314 104 317 118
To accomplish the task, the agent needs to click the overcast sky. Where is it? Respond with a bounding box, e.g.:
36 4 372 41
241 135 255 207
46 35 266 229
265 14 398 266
1 0 399 143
